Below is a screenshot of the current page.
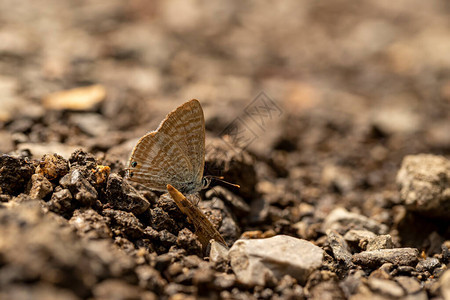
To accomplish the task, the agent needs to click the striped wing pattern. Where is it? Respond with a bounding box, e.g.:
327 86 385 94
127 99 205 193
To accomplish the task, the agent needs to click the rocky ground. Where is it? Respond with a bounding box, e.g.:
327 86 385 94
0 1 450 299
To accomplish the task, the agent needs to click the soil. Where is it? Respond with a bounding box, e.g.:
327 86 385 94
0 1 449 299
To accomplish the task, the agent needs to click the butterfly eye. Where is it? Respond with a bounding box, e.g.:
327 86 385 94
129 172 134 178
131 161 138 168
202 177 211 189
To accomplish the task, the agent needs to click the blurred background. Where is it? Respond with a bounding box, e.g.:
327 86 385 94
0 0 449 186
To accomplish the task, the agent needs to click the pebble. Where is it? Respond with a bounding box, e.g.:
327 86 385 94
27 173 53 200
69 113 109 137
176 228 202 257
395 276 422 294
366 235 394 251
416 257 440 272
47 187 74 215
367 277 404 298
105 173 150 215
309 281 345 300
43 84 106 111
60 169 98 207
352 248 419 268
204 186 250 216
327 230 353 267
343 229 377 251
323 207 388 235
0 130 14 153
396 154 450 218
229 235 323 286
69 209 112 239
208 240 229 265
36 154 69 181
103 209 145 239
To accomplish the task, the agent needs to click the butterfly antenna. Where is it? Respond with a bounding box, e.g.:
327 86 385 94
210 176 240 189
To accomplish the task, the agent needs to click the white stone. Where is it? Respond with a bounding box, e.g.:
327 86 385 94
229 235 323 286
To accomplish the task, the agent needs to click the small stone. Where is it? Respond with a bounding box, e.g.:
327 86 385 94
366 235 394 251
208 240 229 265
213 273 236 290
229 235 324 286
309 281 346 300
323 207 388 235
395 276 422 294
159 230 177 247
136 265 167 294
416 257 440 272
371 105 421 135
176 228 202 256
105 173 150 215
396 154 450 218
338 269 365 298
43 84 106 111
352 248 419 268
0 130 14 153
369 263 392 280
205 186 250 216
150 207 179 233
367 277 404 298
47 187 74 215
60 169 97 207
69 149 97 170
69 113 109 137
103 209 145 239
344 229 377 251
27 173 53 200
201 198 240 243
69 209 112 239
321 164 355 194
36 154 69 181
0 154 34 195
327 230 353 267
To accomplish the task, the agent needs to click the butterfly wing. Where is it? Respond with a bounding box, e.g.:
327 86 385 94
127 99 205 193
128 130 194 192
155 99 205 188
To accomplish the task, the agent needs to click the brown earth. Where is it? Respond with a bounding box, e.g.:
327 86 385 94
0 1 449 299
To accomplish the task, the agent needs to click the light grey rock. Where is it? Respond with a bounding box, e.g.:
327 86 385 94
229 235 323 286
416 257 440 272
344 229 377 251
208 240 229 264
366 235 394 251
397 154 450 218
352 248 419 268
323 207 388 235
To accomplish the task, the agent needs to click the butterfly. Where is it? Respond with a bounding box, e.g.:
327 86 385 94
127 99 212 194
